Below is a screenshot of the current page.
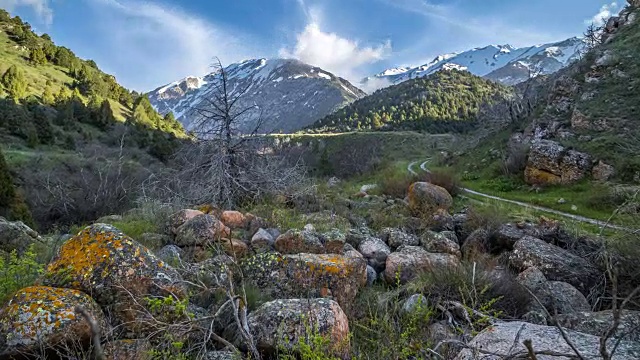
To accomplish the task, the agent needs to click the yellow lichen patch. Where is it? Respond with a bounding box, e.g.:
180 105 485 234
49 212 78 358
0 286 106 350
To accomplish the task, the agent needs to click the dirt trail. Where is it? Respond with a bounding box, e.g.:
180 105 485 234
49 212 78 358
407 160 636 233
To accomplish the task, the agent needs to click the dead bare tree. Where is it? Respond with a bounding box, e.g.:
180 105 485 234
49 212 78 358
155 57 307 209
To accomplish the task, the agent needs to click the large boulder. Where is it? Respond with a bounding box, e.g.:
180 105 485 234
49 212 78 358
516 267 591 315
509 236 600 294
236 299 349 359
384 245 460 285
0 217 42 254
274 229 324 254
0 286 108 357
525 140 593 185
243 253 366 310
42 224 185 337
174 214 231 246
408 182 453 216
555 310 640 342
357 237 391 272
455 321 640 359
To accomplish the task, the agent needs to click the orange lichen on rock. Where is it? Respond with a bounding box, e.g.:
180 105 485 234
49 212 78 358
41 224 185 337
0 286 107 354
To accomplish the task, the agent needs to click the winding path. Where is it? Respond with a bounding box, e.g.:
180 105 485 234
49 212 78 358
408 160 636 233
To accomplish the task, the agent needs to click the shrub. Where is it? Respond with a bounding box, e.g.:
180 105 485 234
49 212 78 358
426 169 461 196
351 286 435 359
0 246 45 304
464 205 510 235
405 259 531 321
379 172 421 199
501 144 529 176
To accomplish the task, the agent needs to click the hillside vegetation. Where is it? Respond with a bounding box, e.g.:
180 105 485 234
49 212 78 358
310 69 512 133
0 9 190 229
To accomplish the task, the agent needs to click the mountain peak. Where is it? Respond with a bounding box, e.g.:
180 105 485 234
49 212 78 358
364 36 583 89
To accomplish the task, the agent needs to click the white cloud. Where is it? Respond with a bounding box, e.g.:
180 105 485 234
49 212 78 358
0 0 53 25
85 0 258 91
585 2 621 25
279 5 391 84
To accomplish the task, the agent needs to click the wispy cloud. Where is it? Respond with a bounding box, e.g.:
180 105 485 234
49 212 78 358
85 0 258 91
0 0 53 25
279 2 391 84
585 1 621 25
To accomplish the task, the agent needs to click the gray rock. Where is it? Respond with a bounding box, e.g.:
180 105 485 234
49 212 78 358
251 228 275 253
402 294 428 314
138 232 171 249
555 310 640 342
322 228 347 254
525 139 593 185
155 245 184 265
346 227 373 248
461 228 490 256
379 228 419 250
509 236 600 294
516 266 548 292
522 310 548 325
421 231 461 257
366 265 377 286
227 299 349 357
384 245 460 285
175 214 230 246
0 217 42 254
408 182 453 216
544 281 592 314
358 237 391 272
456 321 640 359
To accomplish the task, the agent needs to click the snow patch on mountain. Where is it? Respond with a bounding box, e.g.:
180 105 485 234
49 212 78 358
148 58 365 133
364 37 584 89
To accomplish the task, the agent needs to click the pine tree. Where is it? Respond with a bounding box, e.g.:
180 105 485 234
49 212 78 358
29 47 47 65
1 65 27 102
42 84 55 105
94 100 115 130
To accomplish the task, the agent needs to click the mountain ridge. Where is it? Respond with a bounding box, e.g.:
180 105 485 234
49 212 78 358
365 37 584 88
148 58 366 133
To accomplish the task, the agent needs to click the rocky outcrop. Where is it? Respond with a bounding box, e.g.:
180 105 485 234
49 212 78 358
236 299 349 358
407 182 453 216
0 217 42 254
525 140 593 185
243 253 367 310
509 236 600 294
384 245 460 285
42 224 185 337
0 286 108 357
456 321 640 359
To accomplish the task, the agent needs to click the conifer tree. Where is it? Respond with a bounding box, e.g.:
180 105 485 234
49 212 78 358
1 65 27 102
0 147 34 226
42 83 55 105
29 47 47 65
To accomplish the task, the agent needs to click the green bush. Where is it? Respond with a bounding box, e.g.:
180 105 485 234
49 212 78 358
351 286 435 359
0 246 45 304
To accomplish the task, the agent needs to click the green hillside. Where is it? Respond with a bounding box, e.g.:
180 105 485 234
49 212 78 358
310 69 512 133
0 9 191 230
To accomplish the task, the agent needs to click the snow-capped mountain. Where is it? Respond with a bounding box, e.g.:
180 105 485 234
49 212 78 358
364 37 584 88
148 58 365 133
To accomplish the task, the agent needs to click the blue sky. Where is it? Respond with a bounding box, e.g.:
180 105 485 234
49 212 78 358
0 0 624 91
